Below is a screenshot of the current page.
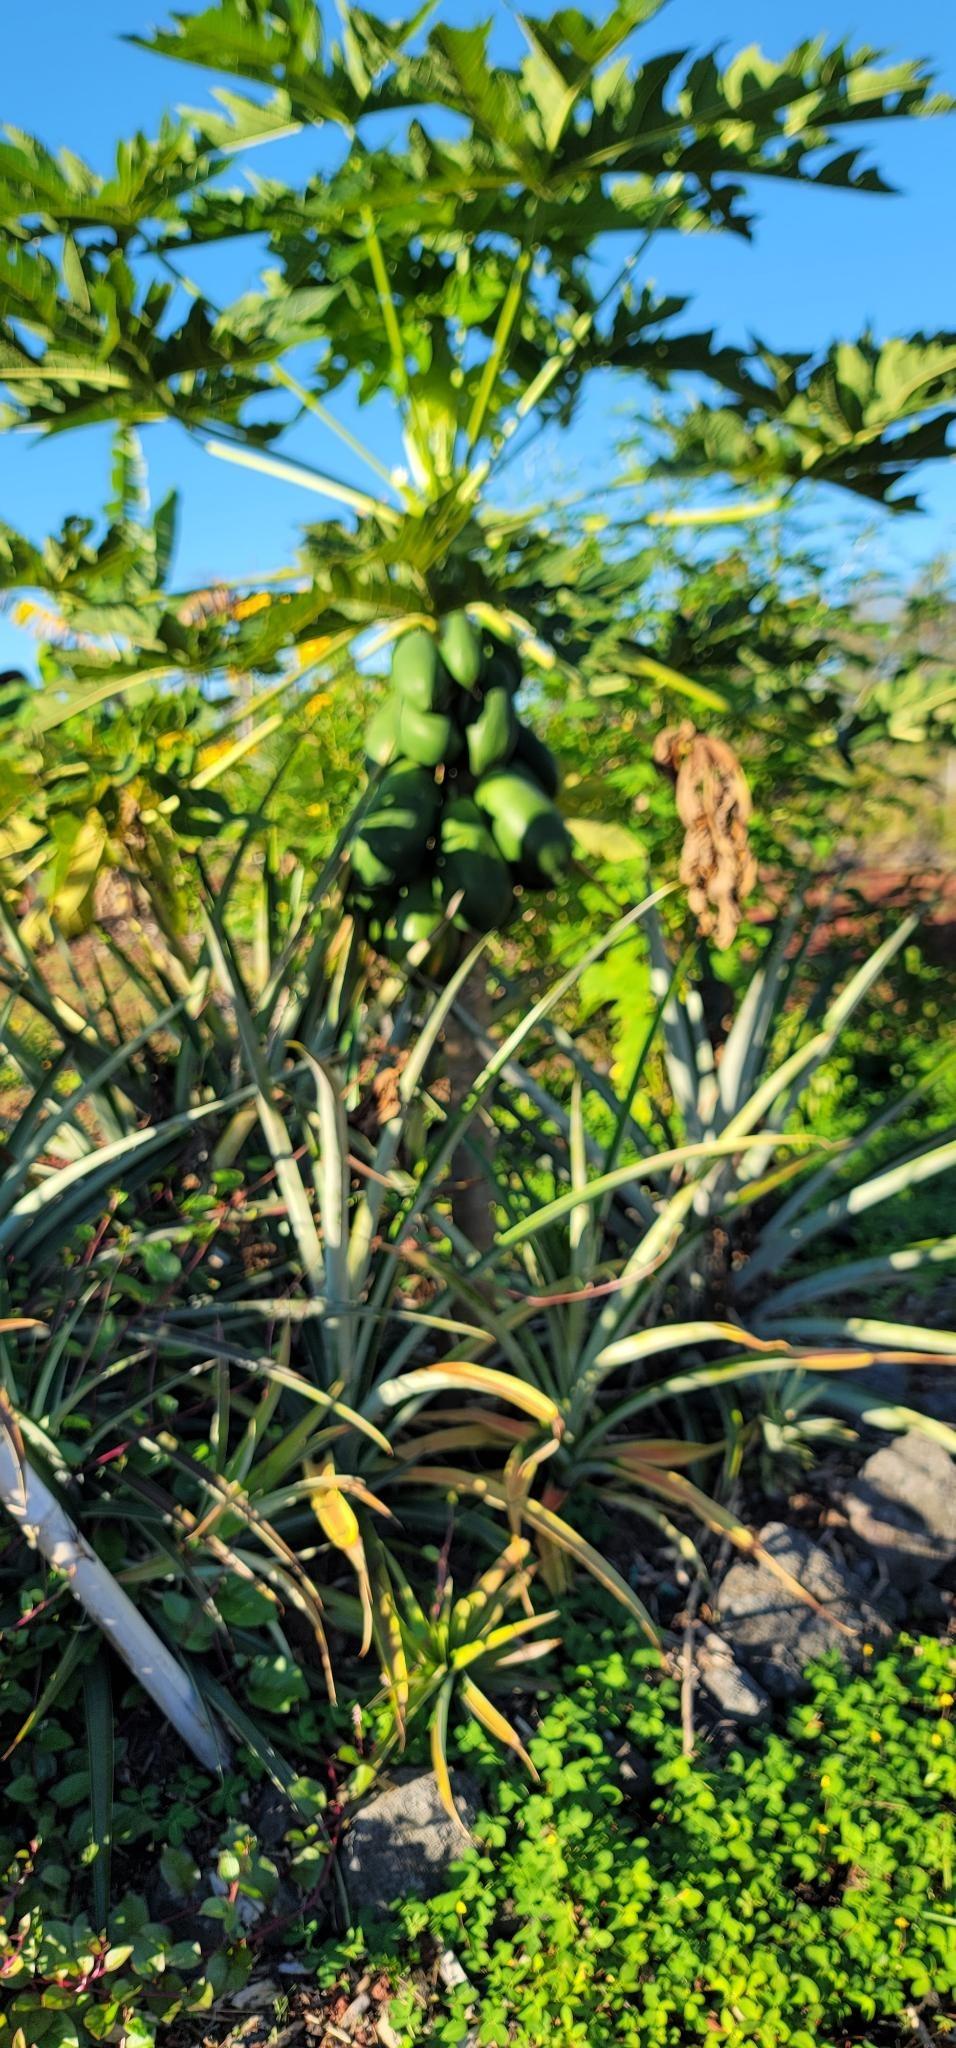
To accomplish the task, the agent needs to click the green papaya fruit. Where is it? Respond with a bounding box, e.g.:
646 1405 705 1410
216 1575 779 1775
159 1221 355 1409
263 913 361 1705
379 879 457 972
350 762 439 888
380 879 437 953
397 699 462 768
513 720 560 797
475 767 572 887
365 696 401 767
392 626 452 712
439 611 482 689
466 684 516 778
440 797 515 933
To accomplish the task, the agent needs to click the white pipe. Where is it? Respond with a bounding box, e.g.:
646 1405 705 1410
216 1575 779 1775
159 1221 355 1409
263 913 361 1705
0 1410 227 1773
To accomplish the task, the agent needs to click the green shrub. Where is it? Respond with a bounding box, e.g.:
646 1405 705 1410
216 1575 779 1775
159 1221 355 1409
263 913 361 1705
348 1631 956 2048
2 1623 953 2046
0 1597 330 2047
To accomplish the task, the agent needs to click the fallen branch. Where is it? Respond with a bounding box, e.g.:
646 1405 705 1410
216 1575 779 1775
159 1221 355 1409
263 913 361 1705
680 1574 706 1759
0 1394 227 1773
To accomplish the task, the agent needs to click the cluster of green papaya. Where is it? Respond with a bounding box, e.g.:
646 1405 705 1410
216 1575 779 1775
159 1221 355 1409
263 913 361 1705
348 613 570 960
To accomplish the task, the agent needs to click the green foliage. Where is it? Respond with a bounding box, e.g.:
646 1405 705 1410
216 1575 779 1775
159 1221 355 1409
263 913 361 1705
2 0 954 956
1 0 954 750
2 854 953 1796
663 334 956 511
347 1632 956 2047
0 1594 319 2045
1 6 955 1948
3 1603 952 2044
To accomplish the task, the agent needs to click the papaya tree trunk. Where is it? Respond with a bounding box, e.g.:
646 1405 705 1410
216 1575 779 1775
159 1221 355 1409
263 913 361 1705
443 952 497 1257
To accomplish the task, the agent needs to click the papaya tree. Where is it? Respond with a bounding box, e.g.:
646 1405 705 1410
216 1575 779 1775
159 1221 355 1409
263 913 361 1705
2 0 953 1226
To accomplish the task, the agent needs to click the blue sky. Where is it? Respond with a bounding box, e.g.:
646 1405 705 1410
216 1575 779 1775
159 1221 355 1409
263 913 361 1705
1 0 954 674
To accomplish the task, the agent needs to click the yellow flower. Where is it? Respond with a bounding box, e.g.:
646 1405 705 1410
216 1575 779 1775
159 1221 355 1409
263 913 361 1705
816 1822 829 1835
232 590 271 620
455 1900 467 1919
820 1774 831 1790
305 690 333 718
895 1916 909 1930
197 738 233 771
862 1642 874 1656
939 1692 954 1709
297 636 335 666
931 1732 943 1747
869 1731 882 1745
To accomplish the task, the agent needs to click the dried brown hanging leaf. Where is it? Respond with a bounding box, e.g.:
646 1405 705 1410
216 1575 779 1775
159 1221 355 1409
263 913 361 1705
652 720 756 949
354 1042 411 1136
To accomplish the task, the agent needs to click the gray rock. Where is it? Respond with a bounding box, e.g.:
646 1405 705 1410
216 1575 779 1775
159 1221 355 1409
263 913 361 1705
343 1769 480 1917
437 1948 471 1991
697 1631 770 1724
716 1522 886 1697
843 1431 956 1590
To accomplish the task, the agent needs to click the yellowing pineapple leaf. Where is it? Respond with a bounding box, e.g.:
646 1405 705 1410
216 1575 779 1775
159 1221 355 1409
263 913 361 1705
430 1675 463 1831
306 1459 375 1655
379 1363 562 1432
401 1467 660 1646
308 1461 361 1553
460 1675 538 1778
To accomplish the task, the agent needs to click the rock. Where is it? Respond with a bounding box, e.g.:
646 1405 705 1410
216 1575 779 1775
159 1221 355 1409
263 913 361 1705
226 1978 280 2012
437 1948 470 1991
843 1432 956 1590
342 1769 480 1917
716 1522 886 1697
697 1631 770 1724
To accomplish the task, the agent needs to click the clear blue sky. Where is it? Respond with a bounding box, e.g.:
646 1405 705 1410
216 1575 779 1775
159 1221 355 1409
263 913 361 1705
2 0 954 675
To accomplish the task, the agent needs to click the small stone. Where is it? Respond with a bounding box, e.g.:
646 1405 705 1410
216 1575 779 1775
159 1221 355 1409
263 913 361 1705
227 1978 279 2011
697 1632 770 1724
438 1948 470 1990
843 1432 956 1591
342 1769 480 1918
716 1522 886 1697
342 1992 371 2026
